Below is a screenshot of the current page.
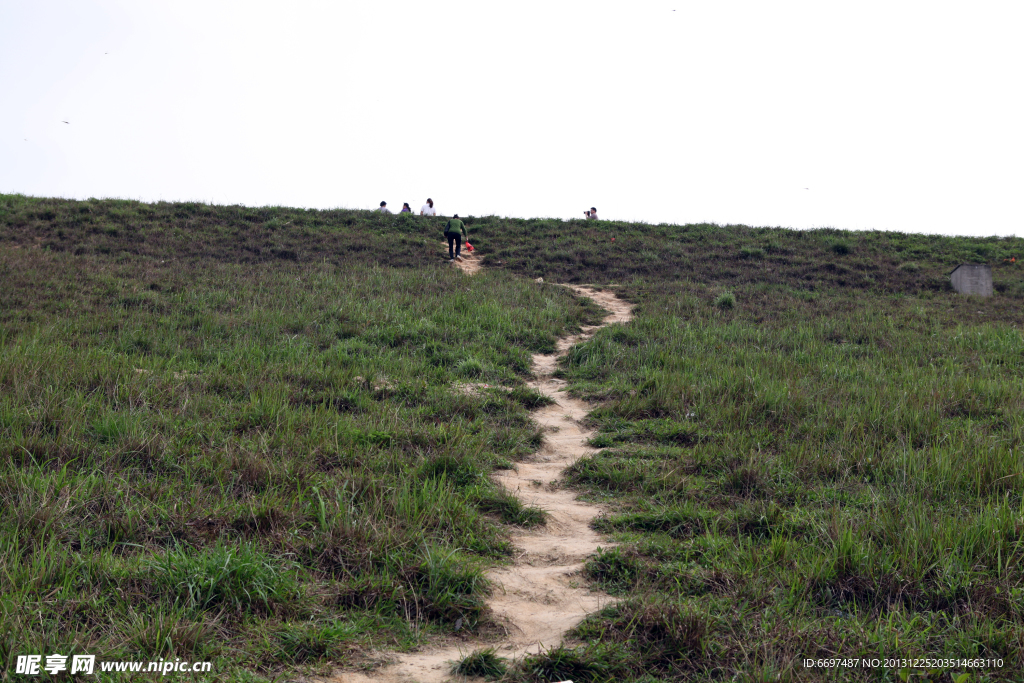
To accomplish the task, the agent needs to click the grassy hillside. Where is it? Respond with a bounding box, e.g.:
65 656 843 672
0 195 605 679
2 193 1023 681
547 290 1024 681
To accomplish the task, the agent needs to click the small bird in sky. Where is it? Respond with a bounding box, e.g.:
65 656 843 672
62 121 69 124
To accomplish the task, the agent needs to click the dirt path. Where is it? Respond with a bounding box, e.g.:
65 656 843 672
325 265 632 683
449 246 483 275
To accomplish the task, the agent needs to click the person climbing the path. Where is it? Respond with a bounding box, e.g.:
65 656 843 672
420 198 436 216
444 213 467 262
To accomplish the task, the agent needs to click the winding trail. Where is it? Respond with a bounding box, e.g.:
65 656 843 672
326 253 632 683
449 251 483 275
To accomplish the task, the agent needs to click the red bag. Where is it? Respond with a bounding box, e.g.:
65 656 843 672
465 242 474 252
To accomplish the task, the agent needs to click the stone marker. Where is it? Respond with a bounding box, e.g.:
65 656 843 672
949 263 993 296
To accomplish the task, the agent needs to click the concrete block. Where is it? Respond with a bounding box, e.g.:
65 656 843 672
949 263 992 296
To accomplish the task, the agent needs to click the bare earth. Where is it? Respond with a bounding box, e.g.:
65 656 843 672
449 247 483 275
321 257 632 683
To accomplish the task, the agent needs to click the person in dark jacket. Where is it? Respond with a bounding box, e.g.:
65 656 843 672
444 214 467 261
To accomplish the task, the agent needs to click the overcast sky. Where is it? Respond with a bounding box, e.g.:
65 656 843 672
2 1 1022 236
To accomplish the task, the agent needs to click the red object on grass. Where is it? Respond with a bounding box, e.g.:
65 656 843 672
611 237 615 242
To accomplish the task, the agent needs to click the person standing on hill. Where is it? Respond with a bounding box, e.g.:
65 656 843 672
421 198 436 216
584 207 598 219
444 214 467 262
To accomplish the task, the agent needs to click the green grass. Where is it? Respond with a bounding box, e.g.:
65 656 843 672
451 647 507 678
547 280 1024 679
0 194 608 679
2 193 1023 681
713 291 735 309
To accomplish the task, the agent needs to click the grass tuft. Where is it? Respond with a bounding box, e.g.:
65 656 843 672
506 385 555 409
829 239 853 254
457 358 485 378
142 544 298 615
450 648 507 678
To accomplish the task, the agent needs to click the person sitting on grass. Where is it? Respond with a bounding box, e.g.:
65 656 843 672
444 214 467 262
376 201 392 213
421 198 436 216
400 202 412 213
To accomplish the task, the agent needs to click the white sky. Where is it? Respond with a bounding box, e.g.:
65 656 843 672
2 1 1022 236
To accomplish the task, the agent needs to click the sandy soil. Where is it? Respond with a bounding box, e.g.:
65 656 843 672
319 278 633 683
449 247 483 275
